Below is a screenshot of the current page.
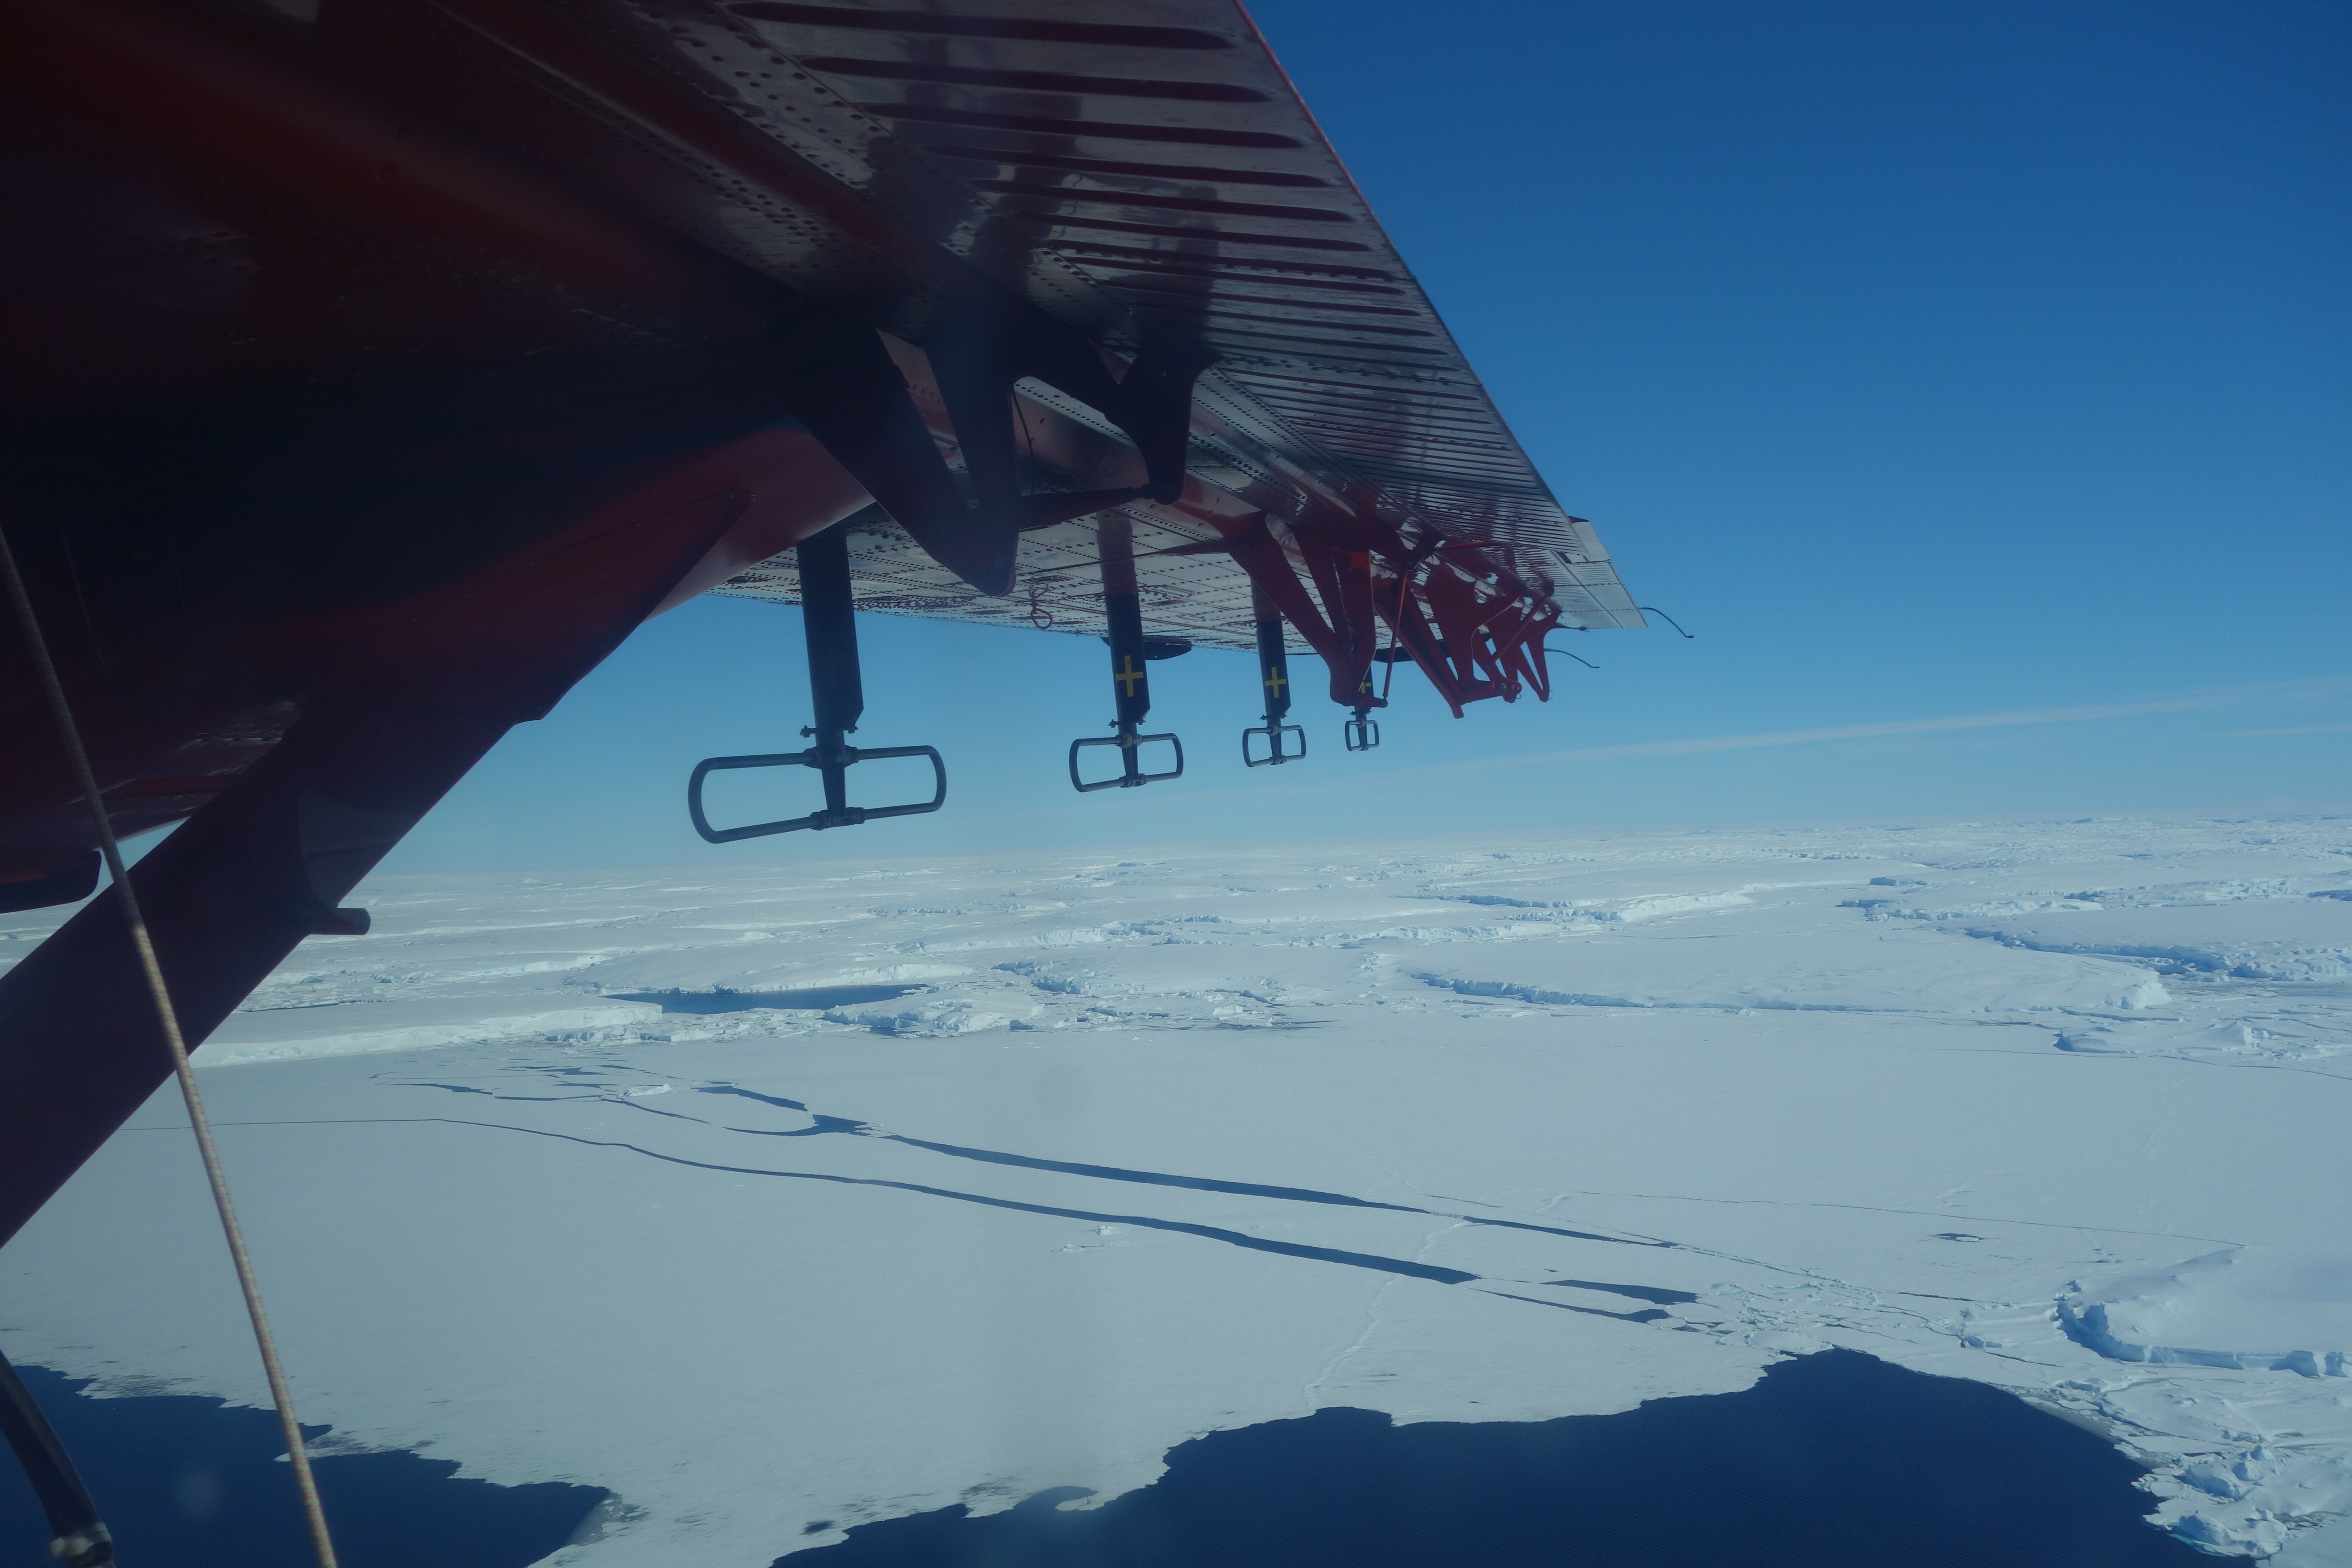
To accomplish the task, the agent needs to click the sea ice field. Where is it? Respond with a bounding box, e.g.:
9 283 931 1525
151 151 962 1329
3 815 2349 1564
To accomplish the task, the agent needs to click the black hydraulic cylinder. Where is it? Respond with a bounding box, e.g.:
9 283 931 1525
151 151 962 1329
798 524 864 743
1106 589 1151 732
1066 514 1184 791
797 524 862 817
1240 586 1304 768
1100 515 1150 731
1254 616 1292 726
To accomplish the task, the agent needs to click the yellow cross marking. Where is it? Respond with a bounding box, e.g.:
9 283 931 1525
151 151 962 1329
1263 665 1286 699
1115 655 1145 698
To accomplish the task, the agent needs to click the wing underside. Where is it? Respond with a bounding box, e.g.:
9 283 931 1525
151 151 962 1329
0 0 1648 1272
655 0 1639 665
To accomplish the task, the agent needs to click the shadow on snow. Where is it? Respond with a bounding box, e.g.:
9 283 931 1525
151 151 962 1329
610 985 919 1013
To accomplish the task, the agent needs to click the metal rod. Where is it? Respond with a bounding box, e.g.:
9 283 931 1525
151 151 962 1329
796 524 863 818
1378 561 1412 705
0 1344 111 1567
0 524 340 1568
1099 514 1150 743
796 524 864 744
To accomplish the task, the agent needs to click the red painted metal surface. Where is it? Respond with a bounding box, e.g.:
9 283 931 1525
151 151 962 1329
0 471 755 1246
0 0 1641 1244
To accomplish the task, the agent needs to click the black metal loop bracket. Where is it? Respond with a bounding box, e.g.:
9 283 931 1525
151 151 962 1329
1243 723 1306 768
2 1344 114 1568
1344 714 1381 752
1069 730 1184 793
689 744 946 842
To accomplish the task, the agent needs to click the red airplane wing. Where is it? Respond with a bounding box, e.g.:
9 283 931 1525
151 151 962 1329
0 0 1643 1244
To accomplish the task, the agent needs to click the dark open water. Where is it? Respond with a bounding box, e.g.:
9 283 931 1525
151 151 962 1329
3 1351 2200 1567
782 1351 2203 1568
0 1365 606 1567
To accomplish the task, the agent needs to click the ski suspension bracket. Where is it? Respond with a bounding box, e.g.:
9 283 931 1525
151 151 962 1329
1069 729 1185 793
1242 600 1304 767
766 302 1204 598
1069 515 1184 793
688 523 946 841
689 740 945 839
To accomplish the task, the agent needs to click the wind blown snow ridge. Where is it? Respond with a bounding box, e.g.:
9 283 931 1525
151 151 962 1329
2057 1251 2350 1379
3 814 2348 1564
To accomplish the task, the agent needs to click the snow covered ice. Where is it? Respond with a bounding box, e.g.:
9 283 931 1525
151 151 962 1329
3 815 2349 1563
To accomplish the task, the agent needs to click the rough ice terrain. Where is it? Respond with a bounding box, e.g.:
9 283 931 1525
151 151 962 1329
3 815 2349 1563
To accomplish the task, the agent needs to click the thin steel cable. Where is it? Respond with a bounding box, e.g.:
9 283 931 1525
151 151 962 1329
0 524 341 1568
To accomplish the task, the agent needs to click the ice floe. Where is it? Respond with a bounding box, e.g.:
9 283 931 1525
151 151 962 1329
2 814 2348 1562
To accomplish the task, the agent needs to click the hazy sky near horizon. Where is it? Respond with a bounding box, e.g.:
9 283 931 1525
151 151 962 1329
386 0 2349 875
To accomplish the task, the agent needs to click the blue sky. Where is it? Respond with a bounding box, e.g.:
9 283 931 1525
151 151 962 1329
386 0 2349 874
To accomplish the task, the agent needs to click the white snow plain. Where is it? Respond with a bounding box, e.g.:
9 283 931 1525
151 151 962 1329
3 815 2349 1563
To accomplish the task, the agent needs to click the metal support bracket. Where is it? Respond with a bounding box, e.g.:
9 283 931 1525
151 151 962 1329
1069 514 1183 793
1242 604 1304 766
689 741 945 839
688 522 946 841
1344 708 1382 751
769 303 1203 597
1243 724 1305 767
1070 728 1184 793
